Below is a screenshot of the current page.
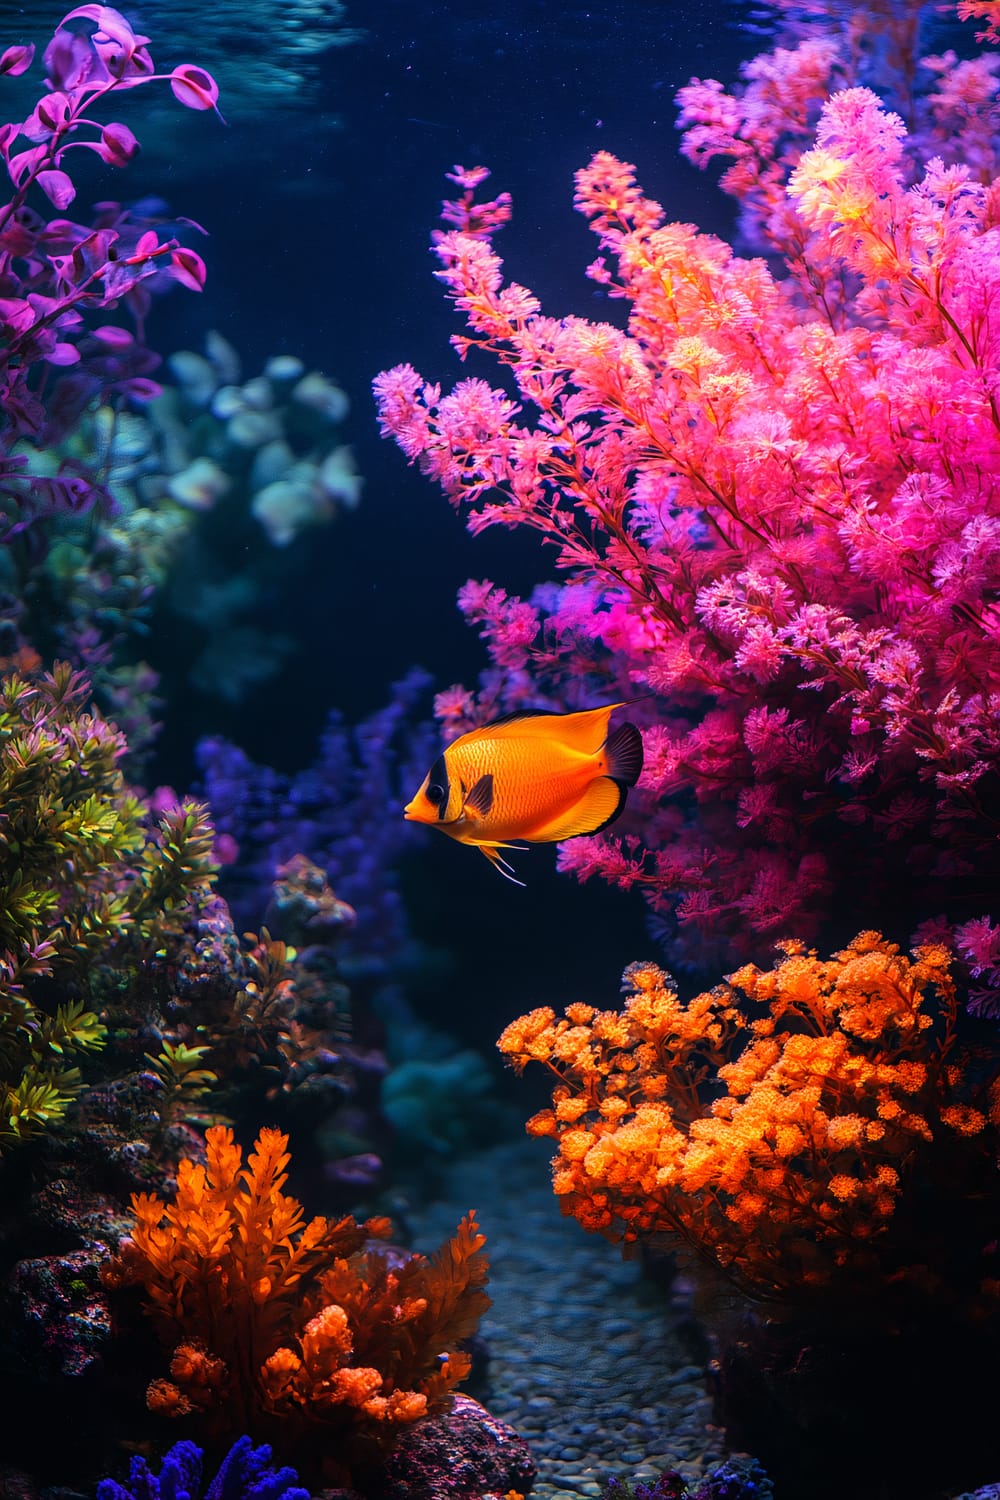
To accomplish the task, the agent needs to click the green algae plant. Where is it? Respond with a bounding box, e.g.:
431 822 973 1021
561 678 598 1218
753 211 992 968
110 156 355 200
0 661 216 1148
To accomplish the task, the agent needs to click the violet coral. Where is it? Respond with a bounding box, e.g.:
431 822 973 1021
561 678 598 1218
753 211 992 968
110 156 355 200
374 17 1000 971
102 1126 490 1469
499 933 999 1310
97 1436 310 1500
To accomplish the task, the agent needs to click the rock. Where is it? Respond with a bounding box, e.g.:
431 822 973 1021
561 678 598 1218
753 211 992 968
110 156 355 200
167 456 230 510
370 1394 535 1500
317 446 362 509
292 371 349 423
167 350 217 407
226 408 282 448
265 355 305 382
251 476 331 546
205 330 241 385
0 1463 42 1500
3 1248 112 1380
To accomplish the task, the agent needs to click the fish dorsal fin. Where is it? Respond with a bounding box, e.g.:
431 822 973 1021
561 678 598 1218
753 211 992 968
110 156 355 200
463 773 494 818
527 776 627 843
605 721 644 788
452 702 625 756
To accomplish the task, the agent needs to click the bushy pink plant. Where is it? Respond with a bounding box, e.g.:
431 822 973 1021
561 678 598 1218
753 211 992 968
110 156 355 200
675 0 1000 262
0 5 218 538
374 7 1000 972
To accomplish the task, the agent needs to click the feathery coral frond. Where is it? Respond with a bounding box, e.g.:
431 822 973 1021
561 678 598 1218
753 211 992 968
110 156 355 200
500 934 997 1310
102 1128 489 1456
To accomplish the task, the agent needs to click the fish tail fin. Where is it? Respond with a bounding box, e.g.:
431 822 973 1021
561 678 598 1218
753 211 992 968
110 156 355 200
480 843 527 886
605 721 644 787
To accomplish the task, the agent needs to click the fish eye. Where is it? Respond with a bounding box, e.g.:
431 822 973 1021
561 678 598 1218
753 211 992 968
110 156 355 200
426 783 446 805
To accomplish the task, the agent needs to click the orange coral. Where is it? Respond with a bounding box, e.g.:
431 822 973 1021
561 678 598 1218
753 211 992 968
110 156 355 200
102 1126 490 1447
500 933 998 1305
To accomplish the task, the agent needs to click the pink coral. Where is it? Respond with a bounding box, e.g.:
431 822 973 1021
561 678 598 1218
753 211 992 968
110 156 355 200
374 15 1000 971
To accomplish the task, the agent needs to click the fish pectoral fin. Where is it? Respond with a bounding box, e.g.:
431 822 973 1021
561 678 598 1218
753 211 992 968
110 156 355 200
463 773 495 819
528 777 627 842
479 843 527 886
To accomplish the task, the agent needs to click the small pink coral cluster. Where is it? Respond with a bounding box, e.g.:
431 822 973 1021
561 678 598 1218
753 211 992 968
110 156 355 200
375 9 1000 969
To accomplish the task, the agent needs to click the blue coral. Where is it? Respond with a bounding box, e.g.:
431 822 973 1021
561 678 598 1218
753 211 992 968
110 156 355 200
690 1459 774 1500
601 1460 773 1500
97 1436 310 1500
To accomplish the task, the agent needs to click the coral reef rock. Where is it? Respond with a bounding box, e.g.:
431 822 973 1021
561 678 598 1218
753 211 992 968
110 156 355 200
371 1394 536 1499
4 1248 112 1380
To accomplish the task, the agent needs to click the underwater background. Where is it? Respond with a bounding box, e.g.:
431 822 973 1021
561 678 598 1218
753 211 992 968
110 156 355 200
0 1 998 1498
0 0 754 1045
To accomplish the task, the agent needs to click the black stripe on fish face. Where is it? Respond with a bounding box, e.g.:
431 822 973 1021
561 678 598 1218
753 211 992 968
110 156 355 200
424 754 451 820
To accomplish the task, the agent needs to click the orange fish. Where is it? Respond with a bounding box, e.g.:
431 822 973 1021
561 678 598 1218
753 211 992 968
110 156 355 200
403 702 643 884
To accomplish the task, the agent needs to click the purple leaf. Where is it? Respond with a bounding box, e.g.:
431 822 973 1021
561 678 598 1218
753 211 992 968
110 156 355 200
37 168 77 209
170 63 220 112
122 376 161 401
59 5 149 54
0 298 36 334
102 259 152 298
132 227 160 259
45 341 81 365
27 296 83 332
92 324 133 347
44 27 105 92
98 120 138 167
22 92 74 146
0 43 34 77
169 246 206 291
57 3 106 24
7 145 46 187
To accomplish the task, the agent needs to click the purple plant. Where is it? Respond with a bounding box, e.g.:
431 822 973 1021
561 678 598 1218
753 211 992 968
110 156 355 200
197 670 436 970
0 5 218 540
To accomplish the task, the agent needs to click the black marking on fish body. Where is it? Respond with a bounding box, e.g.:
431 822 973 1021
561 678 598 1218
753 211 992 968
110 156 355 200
464 773 495 818
425 754 451 820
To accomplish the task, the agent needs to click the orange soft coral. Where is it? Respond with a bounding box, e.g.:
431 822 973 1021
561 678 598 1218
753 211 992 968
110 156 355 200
500 933 998 1307
102 1127 490 1449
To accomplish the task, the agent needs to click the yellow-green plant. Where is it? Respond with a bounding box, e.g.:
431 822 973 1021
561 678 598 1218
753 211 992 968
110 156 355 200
144 1040 220 1129
0 662 217 1148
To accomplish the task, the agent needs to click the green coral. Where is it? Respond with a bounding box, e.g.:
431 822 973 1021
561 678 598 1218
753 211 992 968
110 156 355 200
0 662 217 1149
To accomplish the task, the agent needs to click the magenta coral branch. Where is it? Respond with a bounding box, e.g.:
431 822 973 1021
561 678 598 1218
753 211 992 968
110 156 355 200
375 21 1000 970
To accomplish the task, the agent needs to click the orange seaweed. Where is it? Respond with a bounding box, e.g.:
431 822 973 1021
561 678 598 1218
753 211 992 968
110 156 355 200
103 1126 490 1449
